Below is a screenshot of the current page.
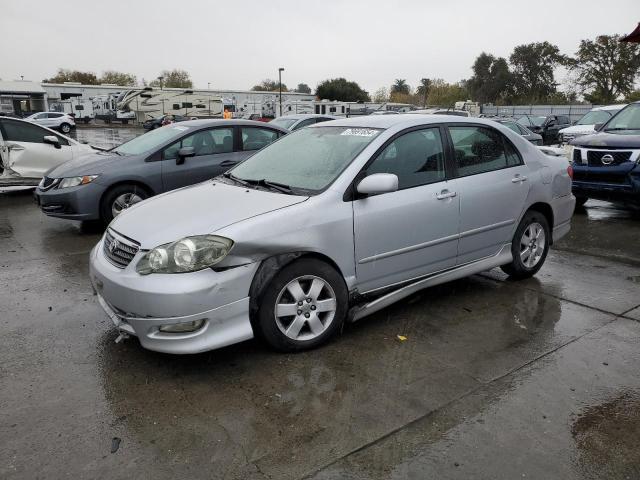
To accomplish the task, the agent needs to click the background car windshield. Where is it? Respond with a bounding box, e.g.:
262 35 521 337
270 118 298 129
577 110 612 125
604 104 640 132
113 125 187 155
231 126 381 191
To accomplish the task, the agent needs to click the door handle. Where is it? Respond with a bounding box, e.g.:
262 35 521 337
436 190 457 200
219 160 239 167
511 175 528 183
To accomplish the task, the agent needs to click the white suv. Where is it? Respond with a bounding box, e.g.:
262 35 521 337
25 112 76 134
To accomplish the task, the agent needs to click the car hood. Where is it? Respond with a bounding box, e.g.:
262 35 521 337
47 150 134 177
571 132 640 148
559 125 594 135
109 181 309 248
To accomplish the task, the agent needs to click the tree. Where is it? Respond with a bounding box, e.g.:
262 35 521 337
315 78 369 102
626 90 640 102
294 83 311 94
416 78 432 107
509 42 567 103
426 79 469 107
99 70 137 86
251 79 287 92
390 79 410 95
150 69 193 88
568 34 640 104
44 68 99 84
372 87 389 103
466 53 513 104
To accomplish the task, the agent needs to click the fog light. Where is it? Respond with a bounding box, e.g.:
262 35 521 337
158 319 205 333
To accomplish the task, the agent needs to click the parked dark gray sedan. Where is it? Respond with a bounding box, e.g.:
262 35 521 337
35 119 287 224
493 118 543 145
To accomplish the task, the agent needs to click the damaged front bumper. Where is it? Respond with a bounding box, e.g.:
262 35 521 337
89 241 259 354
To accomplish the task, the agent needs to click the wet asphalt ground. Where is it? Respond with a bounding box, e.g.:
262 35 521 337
1 140 640 478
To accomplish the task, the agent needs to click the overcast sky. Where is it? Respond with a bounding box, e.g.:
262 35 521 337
1 0 638 93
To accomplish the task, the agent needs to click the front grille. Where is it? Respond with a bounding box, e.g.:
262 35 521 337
103 229 140 268
572 148 582 163
586 150 632 167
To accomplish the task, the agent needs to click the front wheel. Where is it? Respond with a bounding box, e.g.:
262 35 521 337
500 211 550 280
256 258 348 352
100 184 149 225
59 123 71 134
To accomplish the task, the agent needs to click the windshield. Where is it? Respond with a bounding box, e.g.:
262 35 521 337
113 124 189 155
270 118 298 130
518 116 545 127
230 126 382 192
604 104 640 132
577 110 612 125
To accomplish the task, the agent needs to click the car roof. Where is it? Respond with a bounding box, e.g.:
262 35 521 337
310 113 496 130
178 118 289 132
593 104 627 111
277 114 340 120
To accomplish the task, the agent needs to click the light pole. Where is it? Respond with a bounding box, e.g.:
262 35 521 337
278 67 285 117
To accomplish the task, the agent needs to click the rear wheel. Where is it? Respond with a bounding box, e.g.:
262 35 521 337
500 211 550 280
256 258 348 352
59 123 71 134
100 184 150 225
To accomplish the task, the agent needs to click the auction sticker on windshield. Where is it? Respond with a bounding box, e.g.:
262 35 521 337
341 128 379 137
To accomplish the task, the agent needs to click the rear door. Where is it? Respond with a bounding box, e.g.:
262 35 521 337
353 126 460 292
447 124 530 264
161 127 241 191
0 119 75 178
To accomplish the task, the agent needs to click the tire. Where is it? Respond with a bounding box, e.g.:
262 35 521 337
500 211 550 280
574 196 588 208
256 258 348 352
59 123 71 134
100 184 150 225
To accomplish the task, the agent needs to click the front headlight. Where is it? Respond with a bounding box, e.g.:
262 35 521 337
136 235 233 275
57 175 98 189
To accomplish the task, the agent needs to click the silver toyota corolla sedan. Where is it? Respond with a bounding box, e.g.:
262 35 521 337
90 115 575 354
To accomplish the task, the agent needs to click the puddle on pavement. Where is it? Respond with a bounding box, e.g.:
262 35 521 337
571 390 640 479
68 126 144 150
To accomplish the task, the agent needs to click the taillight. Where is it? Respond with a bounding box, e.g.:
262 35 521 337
567 165 573 179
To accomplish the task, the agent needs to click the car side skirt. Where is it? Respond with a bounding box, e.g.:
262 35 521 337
350 243 512 322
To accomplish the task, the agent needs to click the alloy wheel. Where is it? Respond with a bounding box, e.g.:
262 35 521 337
520 222 546 268
111 192 144 217
274 275 337 341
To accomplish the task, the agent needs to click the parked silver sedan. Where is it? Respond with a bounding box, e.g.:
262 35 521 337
90 114 575 354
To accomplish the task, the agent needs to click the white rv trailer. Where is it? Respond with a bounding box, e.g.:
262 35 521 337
117 88 224 121
49 98 95 123
92 92 136 124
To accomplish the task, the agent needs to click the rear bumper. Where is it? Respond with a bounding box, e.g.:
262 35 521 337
550 194 575 244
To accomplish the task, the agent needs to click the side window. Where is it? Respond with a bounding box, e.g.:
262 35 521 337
291 118 315 131
367 128 446 190
1 119 48 143
559 116 569 124
164 128 234 159
47 113 62 118
502 122 521 134
449 126 512 176
241 127 279 151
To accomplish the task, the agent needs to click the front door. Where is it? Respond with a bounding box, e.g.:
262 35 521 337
447 124 531 264
0 118 75 178
353 127 460 293
161 127 243 191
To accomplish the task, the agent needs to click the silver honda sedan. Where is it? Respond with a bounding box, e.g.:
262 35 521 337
90 115 575 354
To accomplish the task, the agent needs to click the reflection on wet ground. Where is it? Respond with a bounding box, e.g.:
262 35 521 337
69 125 144 150
1 191 639 479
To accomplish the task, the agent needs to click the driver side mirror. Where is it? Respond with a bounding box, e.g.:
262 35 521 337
356 173 399 196
43 135 61 149
176 146 195 165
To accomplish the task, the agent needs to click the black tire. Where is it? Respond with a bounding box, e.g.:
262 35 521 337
59 123 71 134
256 258 348 352
100 183 150 225
574 196 588 208
500 210 550 280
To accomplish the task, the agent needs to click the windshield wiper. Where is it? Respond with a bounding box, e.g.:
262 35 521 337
243 178 294 194
604 127 640 132
222 171 250 187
